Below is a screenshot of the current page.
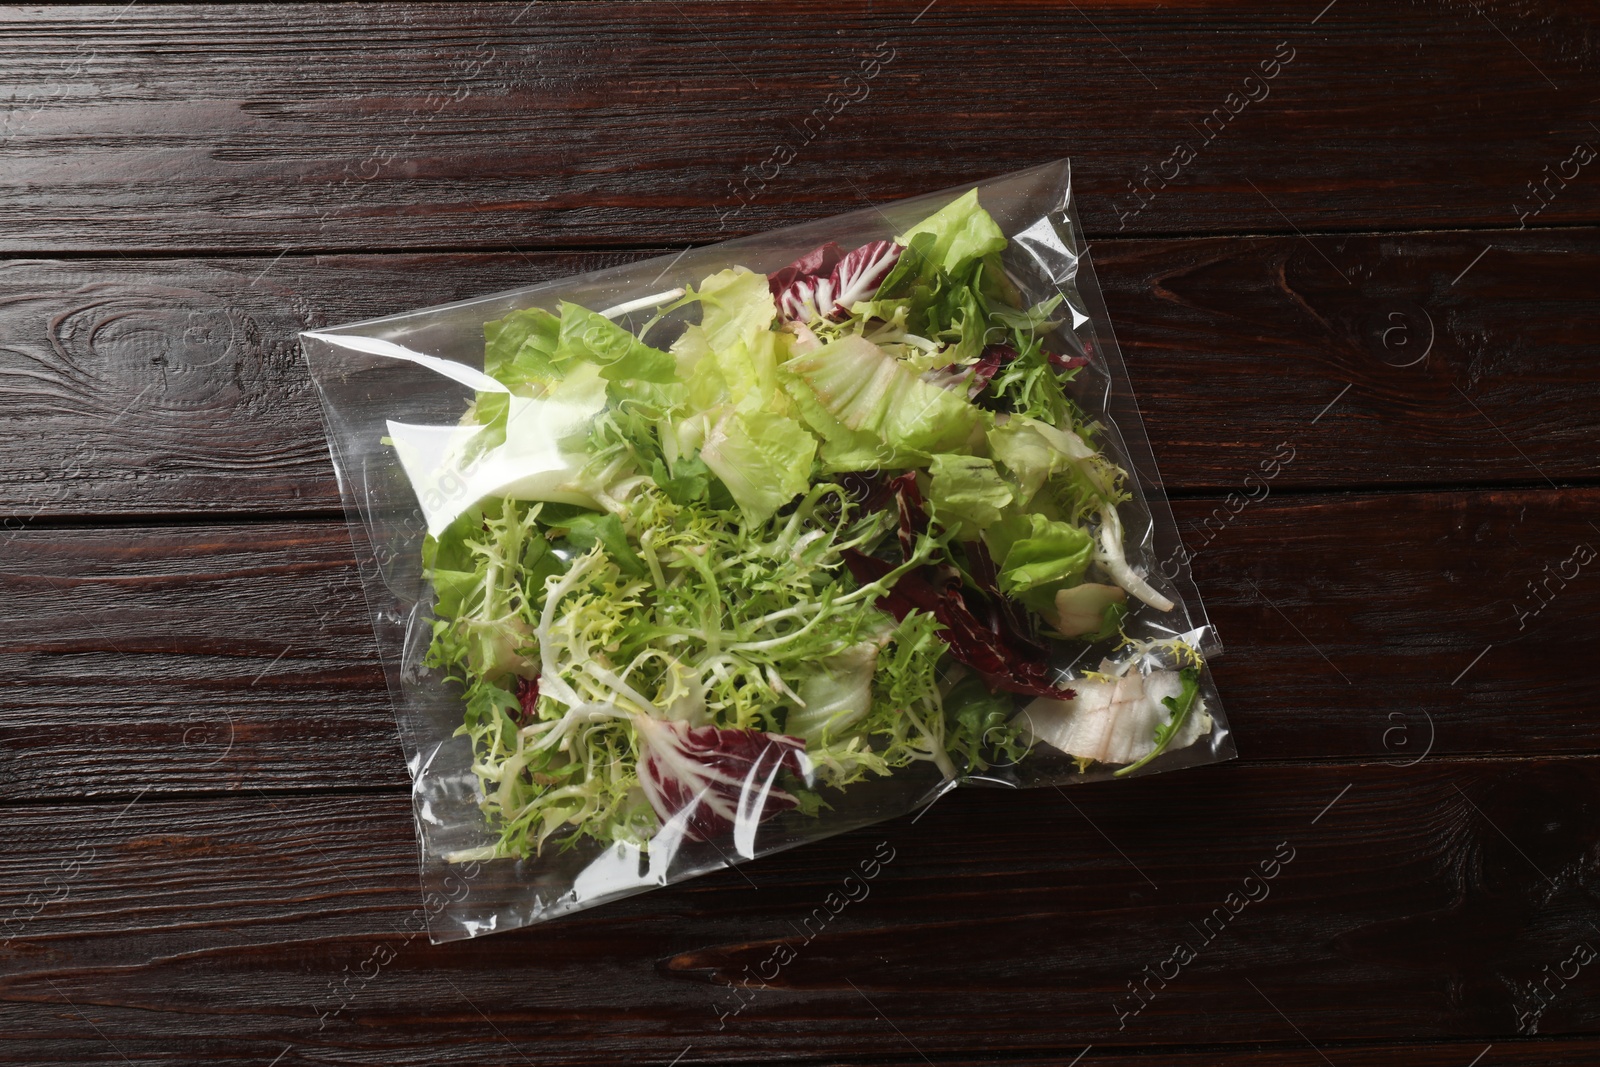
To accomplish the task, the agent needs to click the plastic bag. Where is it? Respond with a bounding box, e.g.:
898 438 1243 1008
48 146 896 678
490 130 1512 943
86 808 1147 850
302 159 1232 942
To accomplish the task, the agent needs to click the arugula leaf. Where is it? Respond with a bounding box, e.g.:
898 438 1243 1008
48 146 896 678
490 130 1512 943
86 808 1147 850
557 512 646 577
942 674 1027 771
650 455 711 505
1113 667 1201 777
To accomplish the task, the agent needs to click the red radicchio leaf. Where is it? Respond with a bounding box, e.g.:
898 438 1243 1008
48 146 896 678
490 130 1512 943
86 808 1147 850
633 716 812 845
885 470 927 560
973 343 1020 388
962 538 1053 664
768 242 844 302
826 239 902 314
845 476 1074 701
844 550 1072 700
770 239 902 322
1048 351 1090 373
514 675 541 725
926 342 1019 399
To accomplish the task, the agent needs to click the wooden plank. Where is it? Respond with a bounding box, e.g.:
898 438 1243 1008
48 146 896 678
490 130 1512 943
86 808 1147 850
0 522 398 797
1096 227 1600 491
0 2 1597 251
1 758 1596 1063
2 227 1597 521
726 1046 1600 1067
1 486 1594 799
0 252 635 519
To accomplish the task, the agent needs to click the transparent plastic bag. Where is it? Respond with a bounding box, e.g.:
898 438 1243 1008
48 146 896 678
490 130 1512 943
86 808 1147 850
302 159 1232 942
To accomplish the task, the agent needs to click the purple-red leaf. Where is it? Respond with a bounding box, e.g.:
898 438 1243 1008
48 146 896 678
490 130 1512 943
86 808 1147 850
514 675 540 725
844 550 1072 700
770 239 902 322
1048 351 1090 373
845 474 1074 701
633 716 811 843
768 242 844 303
827 239 902 314
927 342 1019 399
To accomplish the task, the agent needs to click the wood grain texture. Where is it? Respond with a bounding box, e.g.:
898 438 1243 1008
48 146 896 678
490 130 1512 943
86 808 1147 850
720 1046 1600 1067
2 486 1594 800
1 759 1596 1064
0 522 398 797
1096 227 1600 490
0 2 1597 252
2 227 1597 521
2 2 1597 1062
0 252 636 519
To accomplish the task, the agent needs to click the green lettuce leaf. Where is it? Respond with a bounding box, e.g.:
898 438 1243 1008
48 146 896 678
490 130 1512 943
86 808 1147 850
926 454 1013 537
876 230 940 297
977 251 1025 309
698 411 817 524
671 322 716 381
717 330 788 417
1050 582 1128 640
985 512 1093 597
988 293 1064 334
787 640 881 741
484 306 562 386
986 416 1062 503
696 267 777 352
556 302 677 383
987 415 1122 516
782 334 983 464
926 277 991 368
895 188 1008 278
649 455 712 506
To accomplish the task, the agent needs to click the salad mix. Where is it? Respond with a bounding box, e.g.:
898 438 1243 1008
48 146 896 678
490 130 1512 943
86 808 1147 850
398 190 1212 862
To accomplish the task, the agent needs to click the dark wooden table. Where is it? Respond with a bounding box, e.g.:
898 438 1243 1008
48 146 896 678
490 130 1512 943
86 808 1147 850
3 3 1599 1064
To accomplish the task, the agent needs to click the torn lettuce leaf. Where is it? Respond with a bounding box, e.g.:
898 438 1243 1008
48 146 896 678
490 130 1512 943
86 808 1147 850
698 410 817 524
985 512 1094 598
556 302 677 383
484 306 562 387
781 333 983 462
895 188 1009 278
926 454 1013 537
696 267 778 351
